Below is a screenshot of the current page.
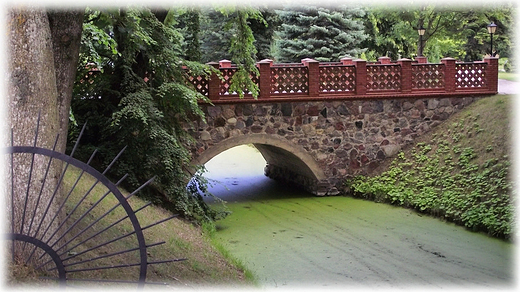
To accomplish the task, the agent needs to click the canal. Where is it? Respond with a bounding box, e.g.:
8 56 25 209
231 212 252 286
203 145 514 289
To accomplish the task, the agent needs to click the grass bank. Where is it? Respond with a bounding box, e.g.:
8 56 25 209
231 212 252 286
347 94 514 240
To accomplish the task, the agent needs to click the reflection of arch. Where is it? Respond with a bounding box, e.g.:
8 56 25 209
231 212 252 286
192 134 326 182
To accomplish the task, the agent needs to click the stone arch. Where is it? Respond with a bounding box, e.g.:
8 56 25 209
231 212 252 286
192 133 327 184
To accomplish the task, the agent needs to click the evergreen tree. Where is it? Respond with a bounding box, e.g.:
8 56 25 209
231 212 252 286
250 8 281 60
199 8 232 63
274 5 367 63
199 7 264 97
170 7 202 62
199 7 275 63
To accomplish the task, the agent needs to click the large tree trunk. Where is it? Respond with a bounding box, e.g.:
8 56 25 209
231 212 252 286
7 7 61 261
6 7 83 264
48 10 84 154
8 9 59 147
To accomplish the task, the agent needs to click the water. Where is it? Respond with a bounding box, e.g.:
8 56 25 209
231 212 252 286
203 145 515 289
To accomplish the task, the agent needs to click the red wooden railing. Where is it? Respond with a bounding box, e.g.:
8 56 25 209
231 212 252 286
188 56 499 103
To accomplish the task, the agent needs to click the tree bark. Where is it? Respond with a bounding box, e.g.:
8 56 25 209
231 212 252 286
6 7 83 263
47 10 84 154
7 7 61 259
8 8 59 148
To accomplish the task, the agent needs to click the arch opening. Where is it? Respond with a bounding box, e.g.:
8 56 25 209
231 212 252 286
192 134 326 195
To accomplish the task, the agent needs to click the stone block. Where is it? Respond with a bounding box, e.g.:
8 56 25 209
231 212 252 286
207 106 221 117
402 101 414 111
251 125 263 133
227 117 237 125
414 100 426 111
223 108 235 119
427 99 440 110
200 131 211 141
307 105 320 116
381 144 401 157
281 103 293 116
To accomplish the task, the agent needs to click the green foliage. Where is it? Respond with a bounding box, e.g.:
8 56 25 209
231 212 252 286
71 7 226 222
198 7 266 97
169 7 202 62
274 5 367 62
221 7 263 97
78 8 120 73
199 8 233 63
249 8 281 60
347 97 514 239
199 7 275 63
362 8 417 60
362 4 515 62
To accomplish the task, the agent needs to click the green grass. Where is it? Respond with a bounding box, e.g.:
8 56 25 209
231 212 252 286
69 166 254 287
348 95 514 239
498 72 518 81
8 166 254 288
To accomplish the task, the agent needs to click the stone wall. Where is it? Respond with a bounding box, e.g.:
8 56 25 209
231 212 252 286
185 96 478 195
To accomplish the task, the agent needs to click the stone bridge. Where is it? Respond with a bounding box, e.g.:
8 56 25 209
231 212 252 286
184 56 498 196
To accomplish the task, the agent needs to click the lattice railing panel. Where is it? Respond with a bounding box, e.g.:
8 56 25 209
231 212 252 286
455 63 487 88
366 64 401 91
220 68 237 95
185 59 496 100
187 75 209 96
412 64 445 90
319 65 356 93
270 66 309 94
219 68 259 96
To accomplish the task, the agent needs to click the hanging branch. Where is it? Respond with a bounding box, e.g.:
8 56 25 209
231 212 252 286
219 7 266 98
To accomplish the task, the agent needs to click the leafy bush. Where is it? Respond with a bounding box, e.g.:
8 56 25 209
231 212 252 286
347 97 514 239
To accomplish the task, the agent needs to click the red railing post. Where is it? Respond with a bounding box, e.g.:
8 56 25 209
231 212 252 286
219 59 232 68
302 58 320 97
206 61 220 100
415 56 428 64
340 57 353 65
484 57 499 93
441 57 457 92
378 56 391 64
398 58 412 93
256 59 273 99
353 59 367 95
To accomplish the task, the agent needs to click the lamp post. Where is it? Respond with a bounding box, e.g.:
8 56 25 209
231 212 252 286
487 22 498 57
417 26 426 57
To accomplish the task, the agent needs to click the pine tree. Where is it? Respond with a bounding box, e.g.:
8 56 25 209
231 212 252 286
199 7 276 63
274 5 367 63
250 8 281 60
199 8 232 63
171 7 202 62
